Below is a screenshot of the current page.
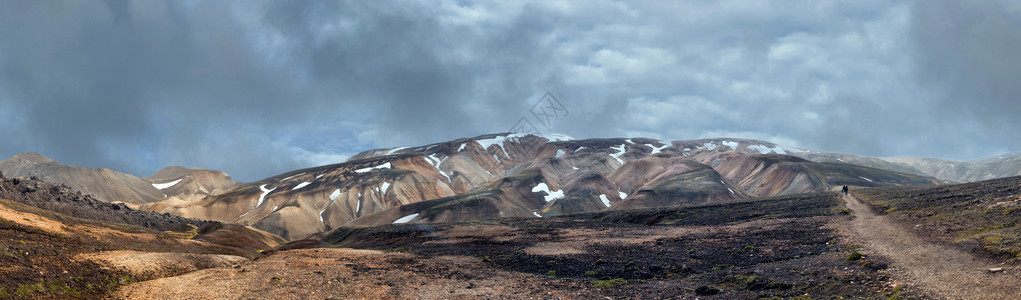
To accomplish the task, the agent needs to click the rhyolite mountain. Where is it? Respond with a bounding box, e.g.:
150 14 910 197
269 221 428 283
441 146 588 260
145 133 944 240
0 153 238 205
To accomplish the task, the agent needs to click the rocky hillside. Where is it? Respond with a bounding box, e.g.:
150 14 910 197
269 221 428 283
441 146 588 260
151 133 940 240
141 166 239 211
0 153 238 205
0 172 285 299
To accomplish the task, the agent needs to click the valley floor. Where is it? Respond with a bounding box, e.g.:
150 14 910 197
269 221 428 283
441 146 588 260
113 193 910 299
103 188 1021 299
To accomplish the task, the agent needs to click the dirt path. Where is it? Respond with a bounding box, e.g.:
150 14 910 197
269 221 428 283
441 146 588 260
842 193 1021 299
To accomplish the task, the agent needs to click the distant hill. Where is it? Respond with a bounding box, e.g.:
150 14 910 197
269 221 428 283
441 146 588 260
792 151 1021 182
0 153 237 204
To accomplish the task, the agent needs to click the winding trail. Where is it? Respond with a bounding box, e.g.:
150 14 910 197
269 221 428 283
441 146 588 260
843 193 1021 299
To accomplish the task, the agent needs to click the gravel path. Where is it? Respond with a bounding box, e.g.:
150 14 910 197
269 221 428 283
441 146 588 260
843 193 1021 299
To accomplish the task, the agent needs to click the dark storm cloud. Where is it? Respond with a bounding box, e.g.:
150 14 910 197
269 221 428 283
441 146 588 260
907 0 1021 156
0 1 1018 181
0 1 333 179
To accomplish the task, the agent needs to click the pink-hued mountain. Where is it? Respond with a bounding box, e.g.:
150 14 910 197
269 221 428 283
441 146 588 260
144 133 941 240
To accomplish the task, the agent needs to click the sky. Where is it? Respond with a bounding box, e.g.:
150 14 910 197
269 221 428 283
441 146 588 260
1 0 1019 182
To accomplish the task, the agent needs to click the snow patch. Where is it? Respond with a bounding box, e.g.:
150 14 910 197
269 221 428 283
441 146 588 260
281 173 304 181
626 139 634 144
609 144 626 164
457 143 466 152
599 194 611 207
860 176 873 182
329 189 342 200
555 149 565 158
424 154 451 182
533 212 542 218
355 162 392 173
702 142 718 151
533 132 573 141
315 174 324 179
475 133 571 159
721 140 739 150
618 191 628 199
356 199 361 214
648 142 669 154
257 185 275 207
476 135 513 158
722 181 735 194
292 182 311 190
531 183 565 202
152 178 183 190
380 182 391 195
747 144 788 155
393 213 419 224
241 184 276 218
837 158 845 162
386 147 409 155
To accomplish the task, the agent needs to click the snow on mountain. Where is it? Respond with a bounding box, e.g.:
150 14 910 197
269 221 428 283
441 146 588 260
152 178 183 190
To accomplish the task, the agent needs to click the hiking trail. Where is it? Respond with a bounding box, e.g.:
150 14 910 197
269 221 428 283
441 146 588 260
842 193 1021 299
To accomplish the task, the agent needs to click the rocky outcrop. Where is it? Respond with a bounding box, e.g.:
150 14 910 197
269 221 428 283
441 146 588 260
0 153 166 204
0 153 239 205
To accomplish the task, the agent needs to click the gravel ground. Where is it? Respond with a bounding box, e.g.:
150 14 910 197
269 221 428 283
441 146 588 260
841 194 1021 299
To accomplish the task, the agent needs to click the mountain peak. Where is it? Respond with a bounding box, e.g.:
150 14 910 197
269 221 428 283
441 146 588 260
147 165 211 181
11 152 56 164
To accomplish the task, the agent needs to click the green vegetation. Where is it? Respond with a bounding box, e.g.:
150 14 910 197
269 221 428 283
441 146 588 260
591 278 626 288
847 251 864 262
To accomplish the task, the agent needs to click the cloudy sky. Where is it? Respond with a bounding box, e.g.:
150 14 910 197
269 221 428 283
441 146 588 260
1 1 1019 181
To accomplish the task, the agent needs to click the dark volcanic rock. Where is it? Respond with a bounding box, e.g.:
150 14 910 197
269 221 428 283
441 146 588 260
0 176 211 231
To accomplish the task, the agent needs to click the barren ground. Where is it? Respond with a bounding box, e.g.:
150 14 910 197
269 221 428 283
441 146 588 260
841 194 1021 299
114 192 908 299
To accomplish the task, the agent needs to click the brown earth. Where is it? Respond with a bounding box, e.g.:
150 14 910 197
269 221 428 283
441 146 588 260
114 192 907 299
0 196 276 299
841 193 1021 299
78 251 248 280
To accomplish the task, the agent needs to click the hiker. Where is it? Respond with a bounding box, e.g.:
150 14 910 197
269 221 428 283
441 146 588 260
842 185 848 196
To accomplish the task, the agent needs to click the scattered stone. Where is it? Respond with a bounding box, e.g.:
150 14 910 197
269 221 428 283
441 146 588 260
694 285 720 296
988 267 1004 273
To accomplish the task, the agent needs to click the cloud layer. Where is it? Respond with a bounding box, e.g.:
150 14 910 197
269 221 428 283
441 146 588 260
1 0 1018 181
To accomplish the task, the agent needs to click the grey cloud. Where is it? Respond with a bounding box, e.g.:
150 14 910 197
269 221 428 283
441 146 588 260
909 1 1021 143
0 1 1017 181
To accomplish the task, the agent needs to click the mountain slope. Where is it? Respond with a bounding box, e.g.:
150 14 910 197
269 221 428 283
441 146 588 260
152 134 943 240
0 174 284 299
0 153 165 204
794 151 1021 183
0 153 238 205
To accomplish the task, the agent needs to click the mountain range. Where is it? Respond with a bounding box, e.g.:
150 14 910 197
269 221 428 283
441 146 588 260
3 133 1019 240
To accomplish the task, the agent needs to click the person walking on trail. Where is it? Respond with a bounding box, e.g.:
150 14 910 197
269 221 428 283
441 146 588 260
842 185 849 196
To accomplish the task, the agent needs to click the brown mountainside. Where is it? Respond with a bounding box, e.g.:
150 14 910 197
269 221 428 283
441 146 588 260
0 153 238 206
150 134 941 240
